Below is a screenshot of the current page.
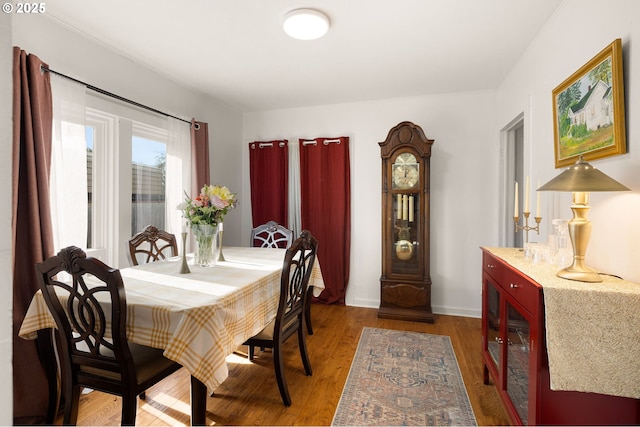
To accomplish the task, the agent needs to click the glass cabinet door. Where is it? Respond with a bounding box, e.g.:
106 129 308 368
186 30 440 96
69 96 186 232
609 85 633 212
485 280 501 370
506 300 530 424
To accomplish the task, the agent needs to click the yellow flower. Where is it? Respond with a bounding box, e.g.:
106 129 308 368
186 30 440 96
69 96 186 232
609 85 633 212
207 185 233 202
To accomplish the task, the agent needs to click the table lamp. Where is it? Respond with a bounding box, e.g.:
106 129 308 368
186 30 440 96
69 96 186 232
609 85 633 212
537 155 630 282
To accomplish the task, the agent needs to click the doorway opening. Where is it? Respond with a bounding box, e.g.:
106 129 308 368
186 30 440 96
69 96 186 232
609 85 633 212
500 114 524 248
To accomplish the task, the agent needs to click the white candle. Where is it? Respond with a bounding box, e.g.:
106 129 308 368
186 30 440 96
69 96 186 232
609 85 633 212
402 195 408 221
536 179 541 217
397 195 402 220
514 181 519 217
408 195 414 222
524 176 530 213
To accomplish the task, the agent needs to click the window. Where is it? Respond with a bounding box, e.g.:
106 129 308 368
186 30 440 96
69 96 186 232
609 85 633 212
131 131 167 237
85 117 171 258
85 101 170 267
50 78 191 268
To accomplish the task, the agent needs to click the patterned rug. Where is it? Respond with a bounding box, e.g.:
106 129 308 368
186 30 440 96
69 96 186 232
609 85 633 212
332 327 477 426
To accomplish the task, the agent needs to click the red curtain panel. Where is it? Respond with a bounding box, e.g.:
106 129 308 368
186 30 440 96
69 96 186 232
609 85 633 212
249 140 289 228
299 137 351 305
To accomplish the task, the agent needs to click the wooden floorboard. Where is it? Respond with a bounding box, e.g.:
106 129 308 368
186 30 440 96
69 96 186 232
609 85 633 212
67 304 511 426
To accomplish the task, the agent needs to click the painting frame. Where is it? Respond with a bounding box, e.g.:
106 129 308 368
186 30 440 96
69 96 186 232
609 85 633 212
552 39 626 168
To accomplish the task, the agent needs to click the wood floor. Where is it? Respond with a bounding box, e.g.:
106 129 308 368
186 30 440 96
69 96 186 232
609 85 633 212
66 304 511 426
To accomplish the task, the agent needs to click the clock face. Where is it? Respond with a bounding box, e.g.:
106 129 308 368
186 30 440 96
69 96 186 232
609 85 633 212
392 152 419 189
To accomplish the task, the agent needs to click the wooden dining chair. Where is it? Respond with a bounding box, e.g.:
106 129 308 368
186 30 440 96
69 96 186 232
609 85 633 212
35 246 183 426
250 221 316 335
250 220 294 249
243 230 318 406
128 224 178 266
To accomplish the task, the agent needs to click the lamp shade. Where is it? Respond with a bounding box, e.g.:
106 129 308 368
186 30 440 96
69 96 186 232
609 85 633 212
537 156 630 192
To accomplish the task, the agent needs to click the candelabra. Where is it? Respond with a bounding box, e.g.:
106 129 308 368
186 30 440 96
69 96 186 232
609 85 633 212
514 212 542 244
217 223 225 262
179 231 191 274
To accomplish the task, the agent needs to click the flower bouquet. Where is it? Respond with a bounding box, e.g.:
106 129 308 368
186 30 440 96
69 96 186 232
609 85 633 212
179 184 237 266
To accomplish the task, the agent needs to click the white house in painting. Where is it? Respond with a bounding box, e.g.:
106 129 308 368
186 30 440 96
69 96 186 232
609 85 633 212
568 80 613 131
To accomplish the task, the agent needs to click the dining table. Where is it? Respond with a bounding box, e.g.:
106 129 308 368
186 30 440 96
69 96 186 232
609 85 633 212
19 246 325 425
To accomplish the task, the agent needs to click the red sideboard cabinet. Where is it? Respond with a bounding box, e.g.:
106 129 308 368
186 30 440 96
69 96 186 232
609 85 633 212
481 247 640 425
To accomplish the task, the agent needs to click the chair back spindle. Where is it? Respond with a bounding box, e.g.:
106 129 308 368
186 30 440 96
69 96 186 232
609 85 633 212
250 221 293 249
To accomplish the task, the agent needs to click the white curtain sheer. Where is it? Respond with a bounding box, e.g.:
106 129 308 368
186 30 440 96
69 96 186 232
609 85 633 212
287 140 302 238
166 117 192 251
49 78 191 256
50 74 88 251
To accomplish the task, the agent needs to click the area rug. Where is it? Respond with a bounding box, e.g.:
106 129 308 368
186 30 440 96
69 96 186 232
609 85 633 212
332 327 477 426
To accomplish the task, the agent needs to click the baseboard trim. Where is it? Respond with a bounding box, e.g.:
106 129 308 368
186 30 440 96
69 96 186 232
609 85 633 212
346 299 481 319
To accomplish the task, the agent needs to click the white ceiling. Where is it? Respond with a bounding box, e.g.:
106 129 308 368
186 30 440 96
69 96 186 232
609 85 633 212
44 0 564 112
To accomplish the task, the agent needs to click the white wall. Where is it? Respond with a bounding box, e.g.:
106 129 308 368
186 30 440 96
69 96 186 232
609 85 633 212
0 12 14 426
200 101 244 246
243 90 500 316
497 0 640 283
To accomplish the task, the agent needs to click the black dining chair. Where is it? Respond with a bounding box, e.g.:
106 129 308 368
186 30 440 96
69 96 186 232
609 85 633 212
35 246 182 425
128 225 178 266
250 221 315 335
243 230 318 406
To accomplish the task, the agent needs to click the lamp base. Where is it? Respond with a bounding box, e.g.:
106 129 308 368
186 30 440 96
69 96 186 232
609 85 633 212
556 201 601 283
557 259 602 283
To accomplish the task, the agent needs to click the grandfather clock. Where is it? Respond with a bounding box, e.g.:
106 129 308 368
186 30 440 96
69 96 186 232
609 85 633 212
379 121 434 323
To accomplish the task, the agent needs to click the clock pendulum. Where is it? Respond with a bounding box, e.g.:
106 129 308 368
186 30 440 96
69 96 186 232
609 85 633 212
395 224 413 261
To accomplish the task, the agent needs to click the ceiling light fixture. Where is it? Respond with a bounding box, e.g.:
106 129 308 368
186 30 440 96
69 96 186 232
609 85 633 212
283 9 329 40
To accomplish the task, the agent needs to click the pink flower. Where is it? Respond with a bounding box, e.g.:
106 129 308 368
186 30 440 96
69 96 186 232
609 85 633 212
211 195 229 209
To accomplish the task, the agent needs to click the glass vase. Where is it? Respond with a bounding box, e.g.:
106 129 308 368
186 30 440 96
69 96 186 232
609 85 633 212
191 223 219 267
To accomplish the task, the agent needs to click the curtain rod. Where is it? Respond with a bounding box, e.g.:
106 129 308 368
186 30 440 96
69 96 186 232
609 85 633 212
257 142 286 148
301 138 342 146
41 65 196 128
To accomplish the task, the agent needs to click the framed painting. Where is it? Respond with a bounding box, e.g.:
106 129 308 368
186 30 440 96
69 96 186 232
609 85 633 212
552 39 626 168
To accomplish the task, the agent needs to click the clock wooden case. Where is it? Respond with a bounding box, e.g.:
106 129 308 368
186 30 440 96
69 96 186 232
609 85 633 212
379 121 434 323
